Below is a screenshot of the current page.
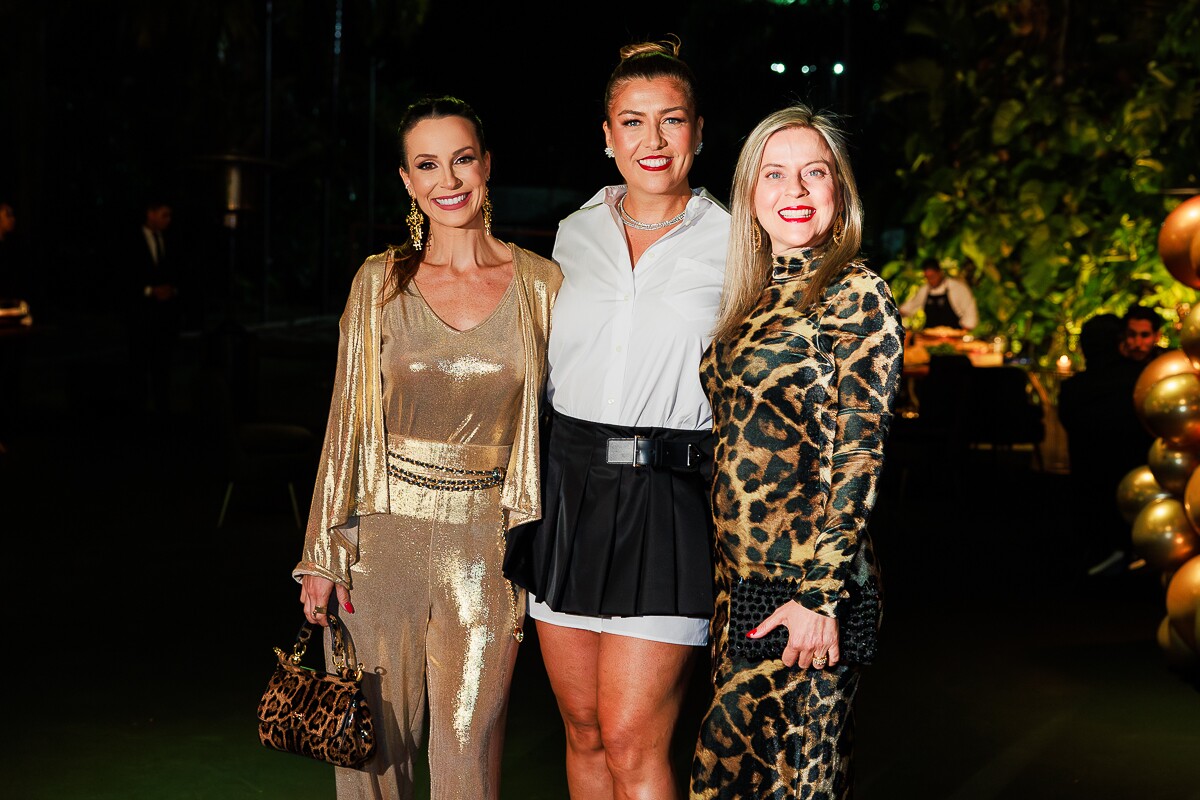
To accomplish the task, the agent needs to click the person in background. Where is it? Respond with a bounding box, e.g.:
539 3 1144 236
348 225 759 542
126 198 180 416
504 36 729 799
1059 313 1153 577
899 256 978 331
294 95 561 800
691 103 904 799
1119 305 1168 366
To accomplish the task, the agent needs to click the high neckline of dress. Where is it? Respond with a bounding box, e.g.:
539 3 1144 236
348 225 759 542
770 249 821 283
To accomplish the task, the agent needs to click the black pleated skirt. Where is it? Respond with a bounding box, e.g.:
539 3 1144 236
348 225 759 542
504 410 715 618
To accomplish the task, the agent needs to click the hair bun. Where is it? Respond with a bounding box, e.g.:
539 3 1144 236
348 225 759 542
618 34 682 61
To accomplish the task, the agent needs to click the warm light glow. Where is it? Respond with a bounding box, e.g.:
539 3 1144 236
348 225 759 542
1057 354 1072 373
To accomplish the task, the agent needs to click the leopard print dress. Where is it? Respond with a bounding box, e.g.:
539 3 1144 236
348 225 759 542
690 251 904 799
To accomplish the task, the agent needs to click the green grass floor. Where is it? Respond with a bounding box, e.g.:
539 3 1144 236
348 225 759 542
4 323 1199 799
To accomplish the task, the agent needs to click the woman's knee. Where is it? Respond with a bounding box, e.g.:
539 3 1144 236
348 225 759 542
559 704 604 753
599 720 662 776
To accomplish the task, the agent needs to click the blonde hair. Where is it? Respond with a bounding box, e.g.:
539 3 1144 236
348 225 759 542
712 104 864 343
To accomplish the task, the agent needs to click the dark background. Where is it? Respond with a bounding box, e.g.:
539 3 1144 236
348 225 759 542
0 0 908 329
3 3 1200 798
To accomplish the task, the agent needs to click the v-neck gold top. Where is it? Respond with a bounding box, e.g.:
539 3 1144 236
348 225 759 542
380 278 523 446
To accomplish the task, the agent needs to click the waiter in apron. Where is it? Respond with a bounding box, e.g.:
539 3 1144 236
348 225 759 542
899 258 979 331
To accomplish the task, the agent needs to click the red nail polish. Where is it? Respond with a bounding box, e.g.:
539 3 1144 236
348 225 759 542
747 628 758 637
344 601 355 613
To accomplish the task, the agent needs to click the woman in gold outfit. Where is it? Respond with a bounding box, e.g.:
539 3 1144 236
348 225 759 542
690 104 904 799
292 95 562 800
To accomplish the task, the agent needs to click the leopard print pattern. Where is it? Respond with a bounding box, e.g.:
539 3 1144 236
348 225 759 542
693 661 860 799
691 252 903 798
257 651 376 768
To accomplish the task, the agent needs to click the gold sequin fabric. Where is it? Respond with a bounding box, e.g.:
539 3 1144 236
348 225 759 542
293 244 561 799
331 436 521 799
294 244 561 588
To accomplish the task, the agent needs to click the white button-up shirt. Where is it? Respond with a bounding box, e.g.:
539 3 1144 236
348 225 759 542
547 186 730 430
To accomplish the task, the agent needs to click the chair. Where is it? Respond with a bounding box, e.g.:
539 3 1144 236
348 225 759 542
202 325 320 529
960 365 1046 469
217 419 318 529
888 354 975 499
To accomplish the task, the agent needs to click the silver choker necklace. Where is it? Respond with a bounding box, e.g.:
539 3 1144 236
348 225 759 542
618 195 686 231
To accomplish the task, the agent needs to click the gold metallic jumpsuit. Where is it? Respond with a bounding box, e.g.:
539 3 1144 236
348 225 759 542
295 246 560 800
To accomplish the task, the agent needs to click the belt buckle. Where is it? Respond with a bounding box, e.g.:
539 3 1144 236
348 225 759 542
606 436 639 467
604 438 652 470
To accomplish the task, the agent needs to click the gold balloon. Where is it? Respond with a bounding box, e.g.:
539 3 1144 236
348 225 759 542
1156 616 1198 669
1131 497 1199 572
1159 194 1200 288
1183 465 1200 531
1166 554 1200 647
1117 465 1171 523
1142 373 1200 448
1147 438 1200 496
1181 307 1200 371
1133 349 1198 419
1196 601 1200 650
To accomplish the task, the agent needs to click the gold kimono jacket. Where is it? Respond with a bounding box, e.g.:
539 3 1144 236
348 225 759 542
293 243 562 586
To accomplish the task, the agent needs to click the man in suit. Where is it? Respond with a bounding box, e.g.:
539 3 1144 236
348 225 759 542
127 199 181 416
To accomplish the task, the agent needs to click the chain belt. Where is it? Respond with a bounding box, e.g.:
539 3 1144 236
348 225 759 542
385 448 523 643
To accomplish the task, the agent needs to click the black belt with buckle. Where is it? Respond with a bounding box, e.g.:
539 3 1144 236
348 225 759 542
605 436 703 470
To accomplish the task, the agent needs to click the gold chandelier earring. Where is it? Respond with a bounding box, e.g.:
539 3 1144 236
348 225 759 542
831 215 845 247
482 187 493 238
406 198 425 251
751 219 762 251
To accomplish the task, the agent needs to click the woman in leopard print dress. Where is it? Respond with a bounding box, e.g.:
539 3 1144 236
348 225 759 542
690 105 904 799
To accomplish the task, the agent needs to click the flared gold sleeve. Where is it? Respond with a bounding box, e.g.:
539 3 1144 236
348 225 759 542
293 254 391 586
502 246 561 530
293 245 561 587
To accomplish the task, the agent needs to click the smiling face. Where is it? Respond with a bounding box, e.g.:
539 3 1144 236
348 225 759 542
753 126 840 255
399 115 490 232
603 77 701 198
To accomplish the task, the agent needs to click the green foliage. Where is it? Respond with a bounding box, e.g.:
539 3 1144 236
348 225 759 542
877 0 1200 365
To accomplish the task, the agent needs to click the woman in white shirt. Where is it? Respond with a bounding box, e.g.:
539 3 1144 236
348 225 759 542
505 36 729 798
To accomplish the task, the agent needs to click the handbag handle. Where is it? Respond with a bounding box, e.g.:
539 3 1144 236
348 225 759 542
276 614 363 681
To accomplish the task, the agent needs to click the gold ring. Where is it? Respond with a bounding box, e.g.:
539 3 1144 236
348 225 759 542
812 655 828 668
313 606 327 615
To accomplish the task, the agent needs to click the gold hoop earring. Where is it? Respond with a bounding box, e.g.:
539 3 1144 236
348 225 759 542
482 188 493 238
407 198 425 251
751 220 762 251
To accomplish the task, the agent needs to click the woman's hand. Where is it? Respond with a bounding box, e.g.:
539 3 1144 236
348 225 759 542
749 599 839 669
299 575 354 628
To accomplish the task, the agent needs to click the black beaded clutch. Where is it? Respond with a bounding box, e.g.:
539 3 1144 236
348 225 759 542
726 574 880 665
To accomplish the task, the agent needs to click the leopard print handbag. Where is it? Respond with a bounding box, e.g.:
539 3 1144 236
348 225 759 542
257 614 376 768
